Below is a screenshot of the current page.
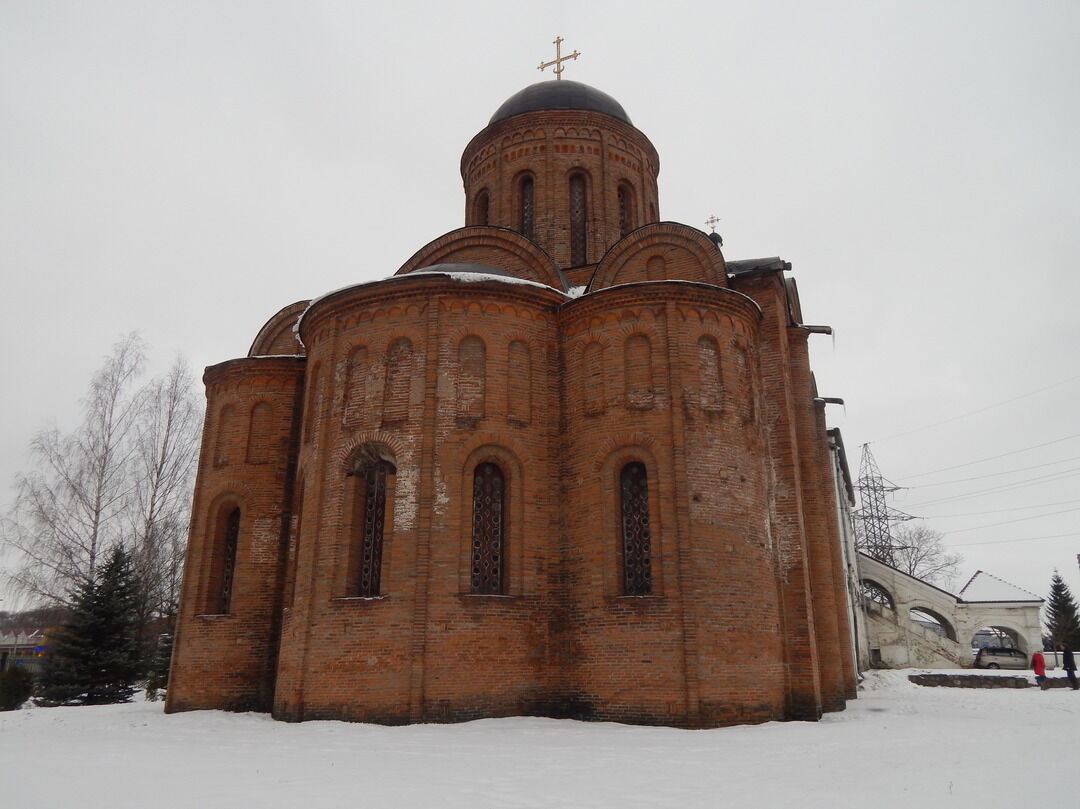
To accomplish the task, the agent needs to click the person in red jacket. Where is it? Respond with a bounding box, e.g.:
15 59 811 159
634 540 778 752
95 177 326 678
1032 649 1047 689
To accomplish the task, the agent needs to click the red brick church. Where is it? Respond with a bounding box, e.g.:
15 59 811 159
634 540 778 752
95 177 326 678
167 73 857 727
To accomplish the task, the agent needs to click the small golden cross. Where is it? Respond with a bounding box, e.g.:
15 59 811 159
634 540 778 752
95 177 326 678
705 215 721 233
538 36 581 80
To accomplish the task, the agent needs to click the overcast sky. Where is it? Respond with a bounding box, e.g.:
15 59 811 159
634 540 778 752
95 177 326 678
2 1 1078 614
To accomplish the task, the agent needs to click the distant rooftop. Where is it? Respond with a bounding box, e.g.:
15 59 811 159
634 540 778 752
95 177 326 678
959 570 1042 602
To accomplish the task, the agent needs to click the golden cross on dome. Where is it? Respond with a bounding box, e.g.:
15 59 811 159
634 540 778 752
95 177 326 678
705 215 721 233
538 36 581 80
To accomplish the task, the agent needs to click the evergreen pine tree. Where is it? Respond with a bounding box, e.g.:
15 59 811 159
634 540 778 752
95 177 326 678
1044 571 1080 649
37 546 144 706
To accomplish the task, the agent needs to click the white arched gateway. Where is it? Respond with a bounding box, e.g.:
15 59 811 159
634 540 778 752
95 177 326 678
857 554 1043 669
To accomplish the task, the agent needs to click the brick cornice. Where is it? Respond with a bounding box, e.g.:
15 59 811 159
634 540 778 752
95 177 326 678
461 109 660 181
559 281 762 328
298 273 565 340
203 356 306 391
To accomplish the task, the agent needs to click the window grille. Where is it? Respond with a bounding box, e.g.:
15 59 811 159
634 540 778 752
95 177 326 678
618 183 633 237
569 174 587 265
620 462 652 595
520 176 534 239
471 462 505 594
218 507 240 612
356 461 391 596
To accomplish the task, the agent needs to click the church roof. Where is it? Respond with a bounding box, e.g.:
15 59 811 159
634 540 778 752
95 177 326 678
958 570 1043 603
489 80 632 126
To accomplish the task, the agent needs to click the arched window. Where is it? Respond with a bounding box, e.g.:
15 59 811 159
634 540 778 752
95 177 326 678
518 175 534 239
344 345 368 425
208 505 240 613
346 458 394 597
697 336 722 411
624 333 653 409
475 190 490 226
383 338 412 423
214 405 237 467
617 182 634 237
456 335 486 421
569 172 588 265
246 402 273 464
620 462 652 596
471 462 505 594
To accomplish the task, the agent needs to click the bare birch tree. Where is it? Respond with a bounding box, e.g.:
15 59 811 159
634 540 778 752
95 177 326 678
3 334 145 603
1 335 202 612
127 356 201 618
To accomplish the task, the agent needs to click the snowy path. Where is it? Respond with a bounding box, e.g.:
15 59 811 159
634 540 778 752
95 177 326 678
0 670 1075 808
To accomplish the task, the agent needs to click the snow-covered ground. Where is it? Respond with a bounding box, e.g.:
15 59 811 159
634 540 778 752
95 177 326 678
1 670 1075 809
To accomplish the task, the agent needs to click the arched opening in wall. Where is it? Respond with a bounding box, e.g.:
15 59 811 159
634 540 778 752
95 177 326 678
617 182 635 237
619 461 652 596
569 172 588 266
456 335 486 423
474 190 490 226
518 174 534 239
343 445 397 597
971 625 1022 652
470 461 506 595
860 579 895 612
908 607 957 642
206 504 240 614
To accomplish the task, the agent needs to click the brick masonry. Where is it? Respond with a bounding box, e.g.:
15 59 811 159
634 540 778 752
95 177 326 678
166 80 856 728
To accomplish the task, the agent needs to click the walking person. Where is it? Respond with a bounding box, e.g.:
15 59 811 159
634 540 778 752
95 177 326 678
1032 649 1047 689
1058 643 1078 690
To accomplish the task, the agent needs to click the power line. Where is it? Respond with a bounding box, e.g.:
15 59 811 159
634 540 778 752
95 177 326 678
895 433 1080 480
872 374 1080 444
900 456 1080 488
950 532 1078 547
901 467 1080 509
932 506 1080 535
914 498 1080 518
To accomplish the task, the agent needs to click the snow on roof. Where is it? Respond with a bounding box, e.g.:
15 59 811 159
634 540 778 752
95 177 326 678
295 269 567 333
958 570 1043 602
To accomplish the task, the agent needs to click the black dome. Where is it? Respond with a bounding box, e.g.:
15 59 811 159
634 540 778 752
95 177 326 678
489 80 632 126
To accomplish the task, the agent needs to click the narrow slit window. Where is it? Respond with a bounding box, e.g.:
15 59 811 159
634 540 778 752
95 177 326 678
620 462 652 596
353 460 392 597
519 175 534 239
470 462 505 594
213 507 240 613
569 173 587 265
